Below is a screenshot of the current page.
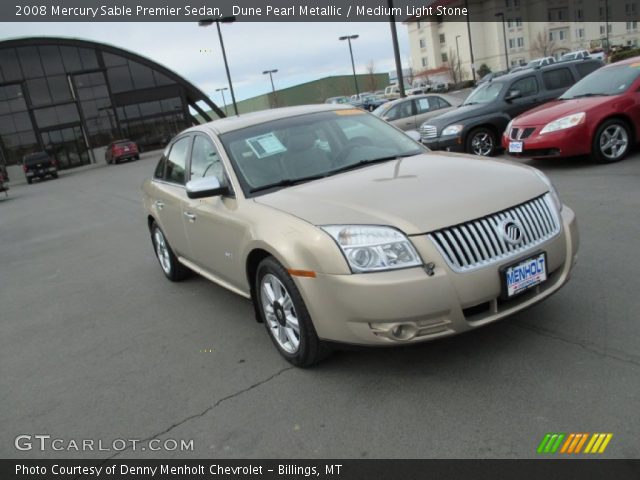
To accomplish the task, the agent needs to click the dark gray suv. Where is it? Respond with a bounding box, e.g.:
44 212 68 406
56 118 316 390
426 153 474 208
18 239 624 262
420 59 604 156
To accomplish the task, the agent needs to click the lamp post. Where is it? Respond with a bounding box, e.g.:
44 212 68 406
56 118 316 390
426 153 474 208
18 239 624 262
199 16 238 116
387 0 406 98
455 34 462 84
465 0 476 83
495 12 510 70
262 69 278 108
339 34 360 98
215 87 229 116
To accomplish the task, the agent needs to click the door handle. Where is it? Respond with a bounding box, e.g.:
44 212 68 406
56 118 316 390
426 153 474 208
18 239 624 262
183 212 196 221
154 200 164 210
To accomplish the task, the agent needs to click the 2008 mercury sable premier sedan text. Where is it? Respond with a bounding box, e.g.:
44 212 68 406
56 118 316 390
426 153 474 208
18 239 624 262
142 104 579 367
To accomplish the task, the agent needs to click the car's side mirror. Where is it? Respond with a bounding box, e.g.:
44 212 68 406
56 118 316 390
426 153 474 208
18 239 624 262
505 89 522 101
186 176 229 199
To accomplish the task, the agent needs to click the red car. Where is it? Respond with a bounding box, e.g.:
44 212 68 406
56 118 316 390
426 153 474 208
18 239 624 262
503 56 640 163
105 139 140 164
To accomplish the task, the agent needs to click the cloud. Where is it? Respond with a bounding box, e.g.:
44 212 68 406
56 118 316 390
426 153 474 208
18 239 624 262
0 22 411 101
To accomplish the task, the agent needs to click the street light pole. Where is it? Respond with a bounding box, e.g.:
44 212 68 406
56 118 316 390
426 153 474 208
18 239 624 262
199 16 238 116
455 34 462 84
465 0 476 83
339 34 360 98
262 69 278 108
215 87 228 116
495 13 510 70
388 0 406 98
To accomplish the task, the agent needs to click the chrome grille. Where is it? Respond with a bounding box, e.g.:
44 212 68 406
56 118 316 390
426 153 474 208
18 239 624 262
420 124 437 140
509 127 535 140
427 194 560 273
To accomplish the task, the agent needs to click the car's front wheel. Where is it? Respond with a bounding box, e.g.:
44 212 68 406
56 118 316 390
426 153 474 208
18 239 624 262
466 127 496 156
592 119 631 163
256 257 330 367
150 221 190 281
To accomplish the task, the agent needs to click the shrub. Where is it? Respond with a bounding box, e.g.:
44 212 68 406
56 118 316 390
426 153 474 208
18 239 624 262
610 48 640 63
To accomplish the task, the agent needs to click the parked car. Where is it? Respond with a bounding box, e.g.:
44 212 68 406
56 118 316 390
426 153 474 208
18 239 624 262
384 85 401 98
373 93 462 131
351 94 389 112
142 104 578 366
502 56 640 163
324 96 350 105
432 82 450 92
559 50 591 62
527 57 556 68
22 151 58 184
105 139 140 164
419 58 604 156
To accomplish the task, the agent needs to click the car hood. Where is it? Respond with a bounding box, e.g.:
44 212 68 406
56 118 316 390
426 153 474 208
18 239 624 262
254 153 547 235
424 103 493 130
513 96 614 126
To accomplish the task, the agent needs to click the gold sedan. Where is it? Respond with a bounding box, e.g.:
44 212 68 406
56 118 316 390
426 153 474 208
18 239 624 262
142 104 579 366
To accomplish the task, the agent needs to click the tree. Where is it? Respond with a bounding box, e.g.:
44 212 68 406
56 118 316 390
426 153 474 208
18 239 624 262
477 63 491 78
531 30 556 57
447 48 463 86
365 60 378 92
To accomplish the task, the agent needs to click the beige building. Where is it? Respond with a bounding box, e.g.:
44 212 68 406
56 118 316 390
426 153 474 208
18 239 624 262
407 0 639 81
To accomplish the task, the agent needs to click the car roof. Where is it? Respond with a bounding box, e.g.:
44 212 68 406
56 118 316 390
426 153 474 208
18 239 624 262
379 93 457 108
193 104 356 135
492 58 602 83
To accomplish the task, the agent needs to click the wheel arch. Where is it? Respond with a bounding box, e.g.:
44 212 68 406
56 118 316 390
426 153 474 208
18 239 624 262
591 114 636 144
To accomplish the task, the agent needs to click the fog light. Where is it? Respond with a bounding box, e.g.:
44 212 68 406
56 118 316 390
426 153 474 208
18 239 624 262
391 323 418 340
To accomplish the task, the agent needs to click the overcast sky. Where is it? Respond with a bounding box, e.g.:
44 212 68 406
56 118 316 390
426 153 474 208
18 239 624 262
0 22 411 103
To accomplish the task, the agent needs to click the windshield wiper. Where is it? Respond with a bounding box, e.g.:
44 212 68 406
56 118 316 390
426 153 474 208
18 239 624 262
325 152 421 176
249 173 327 193
562 92 612 99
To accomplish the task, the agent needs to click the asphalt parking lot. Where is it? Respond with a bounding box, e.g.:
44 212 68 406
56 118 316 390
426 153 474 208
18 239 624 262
1 148 639 459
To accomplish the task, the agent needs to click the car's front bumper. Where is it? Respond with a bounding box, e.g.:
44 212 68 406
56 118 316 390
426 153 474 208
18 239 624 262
421 135 465 152
502 125 590 158
295 206 578 345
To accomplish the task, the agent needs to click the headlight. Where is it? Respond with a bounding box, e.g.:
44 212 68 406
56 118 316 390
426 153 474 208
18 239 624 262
441 124 463 136
533 169 563 212
540 112 585 134
321 225 422 273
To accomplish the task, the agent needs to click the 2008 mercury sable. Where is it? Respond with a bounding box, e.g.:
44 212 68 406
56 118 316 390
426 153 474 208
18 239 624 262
142 104 579 366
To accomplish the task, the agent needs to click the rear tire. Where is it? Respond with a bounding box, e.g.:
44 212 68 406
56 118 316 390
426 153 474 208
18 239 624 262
591 119 631 164
466 127 497 157
150 221 190 281
256 257 331 367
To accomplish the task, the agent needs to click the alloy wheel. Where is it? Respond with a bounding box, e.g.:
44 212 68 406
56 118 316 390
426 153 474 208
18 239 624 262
470 132 494 156
599 125 629 161
260 273 301 354
154 229 172 275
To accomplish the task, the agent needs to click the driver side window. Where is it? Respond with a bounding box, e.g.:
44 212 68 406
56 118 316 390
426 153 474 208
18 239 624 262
190 135 225 185
509 76 539 98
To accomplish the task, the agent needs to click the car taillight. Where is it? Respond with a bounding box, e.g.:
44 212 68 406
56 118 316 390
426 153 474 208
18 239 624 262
22 164 27 172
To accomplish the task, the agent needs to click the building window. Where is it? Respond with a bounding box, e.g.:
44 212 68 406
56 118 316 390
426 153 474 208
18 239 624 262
439 33 445 44
517 37 524 47
419 38 427 49
441 52 448 63
509 39 515 49
549 31 554 41
421 57 428 67
416 21 421 29
514 0 520 6
507 18 513 28
627 2 637 14
577 28 585 38
627 21 638 30
559 30 566 40
505 0 510 7
516 17 522 26
576 9 583 20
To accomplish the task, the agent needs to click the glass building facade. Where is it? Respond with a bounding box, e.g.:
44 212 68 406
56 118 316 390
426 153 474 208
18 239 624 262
0 38 223 169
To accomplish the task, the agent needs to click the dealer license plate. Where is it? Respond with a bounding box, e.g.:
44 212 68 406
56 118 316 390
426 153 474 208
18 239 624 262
509 141 523 153
504 253 547 297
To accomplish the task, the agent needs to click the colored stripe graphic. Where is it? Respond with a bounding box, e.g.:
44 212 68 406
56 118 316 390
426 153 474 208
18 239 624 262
540 433 613 454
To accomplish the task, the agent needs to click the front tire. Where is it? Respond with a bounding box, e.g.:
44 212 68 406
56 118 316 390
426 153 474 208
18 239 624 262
150 221 190 281
466 127 496 156
256 257 330 367
591 119 631 163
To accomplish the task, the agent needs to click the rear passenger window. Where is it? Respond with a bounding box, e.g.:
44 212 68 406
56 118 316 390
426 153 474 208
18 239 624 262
509 76 539 98
165 137 189 185
543 68 574 90
576 62 602 79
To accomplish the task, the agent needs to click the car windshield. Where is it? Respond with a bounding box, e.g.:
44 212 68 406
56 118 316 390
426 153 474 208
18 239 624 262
219 110 425 196
560 64 640 99
463 82 504 105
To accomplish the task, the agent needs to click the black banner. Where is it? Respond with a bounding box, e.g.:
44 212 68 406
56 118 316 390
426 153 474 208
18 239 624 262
2 460 640 480
2 0 640 22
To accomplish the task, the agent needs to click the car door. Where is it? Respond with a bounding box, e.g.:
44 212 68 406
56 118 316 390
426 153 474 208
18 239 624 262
151 135 192 258
503 75 542 118
181 134 246 289
387 99 417 130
